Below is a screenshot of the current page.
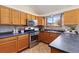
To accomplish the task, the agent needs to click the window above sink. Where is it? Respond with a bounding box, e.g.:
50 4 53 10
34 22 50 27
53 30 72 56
46 13 63 27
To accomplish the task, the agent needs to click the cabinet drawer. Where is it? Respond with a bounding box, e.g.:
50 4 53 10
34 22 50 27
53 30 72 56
18 34 29 39
0 37 17 44
0 40 17 53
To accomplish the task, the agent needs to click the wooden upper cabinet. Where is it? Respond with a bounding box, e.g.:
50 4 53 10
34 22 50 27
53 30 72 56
36 16 42 25
36 16 39 25
20 12 26 25
41 17 45 25
31 15 36 20
76 9 79 24
11 9 20 25
64 9 78 25
0 6 11 24
37 16 45 26
0 5 45 25
27 14 31 20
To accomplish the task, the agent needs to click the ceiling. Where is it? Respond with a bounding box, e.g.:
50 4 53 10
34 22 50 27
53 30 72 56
5 5 79 16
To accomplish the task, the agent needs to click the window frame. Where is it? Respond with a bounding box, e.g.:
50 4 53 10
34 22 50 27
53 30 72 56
46 13 62 27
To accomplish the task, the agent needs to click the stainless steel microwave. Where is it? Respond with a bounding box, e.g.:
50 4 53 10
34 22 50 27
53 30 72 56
27 20 38 26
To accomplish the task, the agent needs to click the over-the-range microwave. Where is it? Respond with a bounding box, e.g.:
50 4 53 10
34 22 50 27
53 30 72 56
27 20 38 26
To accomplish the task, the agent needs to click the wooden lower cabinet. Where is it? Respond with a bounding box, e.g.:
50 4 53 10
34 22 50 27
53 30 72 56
0 37 17 53
17 34 29 51
38 32 60 44
49 32 60 42
51 48 65 53
38 32 50 43
0 34 29 53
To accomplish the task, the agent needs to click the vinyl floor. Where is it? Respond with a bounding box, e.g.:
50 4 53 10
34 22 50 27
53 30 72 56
21 42 51 53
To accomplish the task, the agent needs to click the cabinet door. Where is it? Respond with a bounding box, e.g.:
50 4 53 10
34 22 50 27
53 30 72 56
49 32 60 43
27 14 31 20
20 12 26 25
38 32 50 43
18 34 29 51
37 17 45 25
0 37 17 53
0 6 11 24
11 9 20 25
43 32 50 43
76 9 79 24
41 17 45 26
36 16 39 25
31 15 36 20
38 17 42 25
38 32 60 44
64 9 77 25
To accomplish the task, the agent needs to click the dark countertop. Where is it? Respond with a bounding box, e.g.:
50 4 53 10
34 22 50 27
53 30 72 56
49 33 79 53
0 31 38 39
45 30 62 33
0 29 62 39
0 33 27 39
44 29 64 33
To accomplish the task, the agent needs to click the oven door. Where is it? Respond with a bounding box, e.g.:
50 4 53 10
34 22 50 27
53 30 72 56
31 35 38 41
29 34 39 48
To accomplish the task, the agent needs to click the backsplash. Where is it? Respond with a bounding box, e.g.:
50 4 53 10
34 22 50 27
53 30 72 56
0 25 79 33
63 25 79 33
75 25 79 32
0 25 24 33
0 26 14 33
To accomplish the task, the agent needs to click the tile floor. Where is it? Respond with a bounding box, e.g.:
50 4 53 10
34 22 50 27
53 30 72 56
21 42 51 53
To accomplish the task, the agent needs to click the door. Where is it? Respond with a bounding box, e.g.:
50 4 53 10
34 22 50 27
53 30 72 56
11 9 20 25
0 6 11 24
38 32 60 44
49 32 60 43
0 37 17 53
38 32 50 43
41 17 45 26
37 17 45 25
31 15 36 20
20 12 26 25
64 9 77 25
27 14 32 20
18 34 29 51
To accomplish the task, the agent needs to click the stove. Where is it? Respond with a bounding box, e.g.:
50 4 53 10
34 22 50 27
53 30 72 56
29 31 39 48
25 30 39 48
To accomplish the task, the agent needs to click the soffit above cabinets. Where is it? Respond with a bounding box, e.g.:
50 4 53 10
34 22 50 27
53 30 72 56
5 5 79 16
